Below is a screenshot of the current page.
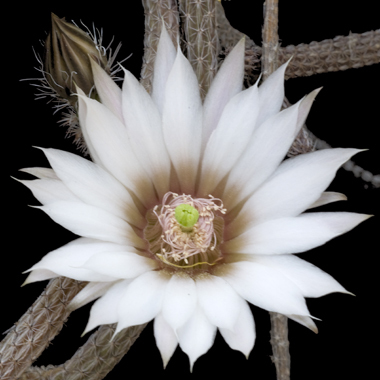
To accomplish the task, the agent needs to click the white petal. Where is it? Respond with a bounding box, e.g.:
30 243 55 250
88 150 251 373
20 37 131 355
81 251 158 279
114 271 169 335
90 58 123 121
40 148 144 228
224 89 320 209
224 212 371 254
68 282 114 311
229 148 362 237
154 313 178 369
162 47 202 194
78 95 157 206
152 24 177 114
16 178 80 204
37 201 145 248
76 87 103 165
122 69 171 198
250 254 351 298
286 314 318 333
19 167 58 179
22 269 58 285
199 83 260 196
24 238 125 282
202 38 245 151
295 87 322 131
195 274 242 331
177 306 217 372
219 298 255 357
215 261 311 316
162 273 197 332
256 61 289 126
308 192 347 209
84 279 131 334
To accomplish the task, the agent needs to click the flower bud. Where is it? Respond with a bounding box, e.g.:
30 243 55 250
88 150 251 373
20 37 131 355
44 13 108 104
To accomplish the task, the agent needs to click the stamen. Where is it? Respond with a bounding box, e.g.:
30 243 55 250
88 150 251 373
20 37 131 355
152 192 226 265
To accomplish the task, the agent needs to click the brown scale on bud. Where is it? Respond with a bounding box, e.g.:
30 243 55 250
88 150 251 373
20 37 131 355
44 13 109 105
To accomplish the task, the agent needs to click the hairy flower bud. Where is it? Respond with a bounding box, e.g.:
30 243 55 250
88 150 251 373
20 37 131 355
44 13 108 104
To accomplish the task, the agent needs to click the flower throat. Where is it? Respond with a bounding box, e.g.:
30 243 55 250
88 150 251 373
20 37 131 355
144 192 226 269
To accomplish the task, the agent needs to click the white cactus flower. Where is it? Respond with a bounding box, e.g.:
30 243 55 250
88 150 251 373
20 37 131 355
19 28 370 370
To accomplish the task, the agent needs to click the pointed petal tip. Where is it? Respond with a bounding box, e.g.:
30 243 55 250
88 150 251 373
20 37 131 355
28 204 42 210
231 36 246 58
81 323 94 338
245 350 252 360
353 213 374 226
308 86 323 98
161 356 170 370
73 83 86 96
66 303 76 312
237 35 246 45
311 324 319 334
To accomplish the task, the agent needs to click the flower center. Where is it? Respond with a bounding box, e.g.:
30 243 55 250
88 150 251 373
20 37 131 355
144 192 226 269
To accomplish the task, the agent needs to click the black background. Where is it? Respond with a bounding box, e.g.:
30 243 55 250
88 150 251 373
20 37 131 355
4 1 379 379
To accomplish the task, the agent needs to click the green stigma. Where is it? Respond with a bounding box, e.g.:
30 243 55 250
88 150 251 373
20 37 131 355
175 204 199 231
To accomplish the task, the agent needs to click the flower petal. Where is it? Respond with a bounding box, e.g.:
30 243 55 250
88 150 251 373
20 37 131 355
154 313 178 369
16 178 80 204
39 148 145 228
195 274 242 331
219 298 256 357
229 148 362 238
177 306 217 372
90 58 123 121
250 254 351 298
78 95 157 206
19 167 58 179
24 238 123 282
224 212 371 254
162 273 197 333
114 271 169 335
162 47 202 194
202 38 245 151
83 279 131 334
122 68 171 198
199 82 260 196
22 269 58 285
215 261 311 316
286 314 318 333
308 192 347 209
36 201 145 248
68 282 114 311
151 24 177 114
256 60 289 126
76 87 103 165
81 251 158 279
224 89 320 209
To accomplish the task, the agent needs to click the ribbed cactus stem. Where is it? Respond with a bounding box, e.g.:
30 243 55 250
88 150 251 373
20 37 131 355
140 0 180 93
0 278 86 380
261 2 291 380
280 30 380 79
216 2 380 80
178 0 219 99
19 323 147 380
